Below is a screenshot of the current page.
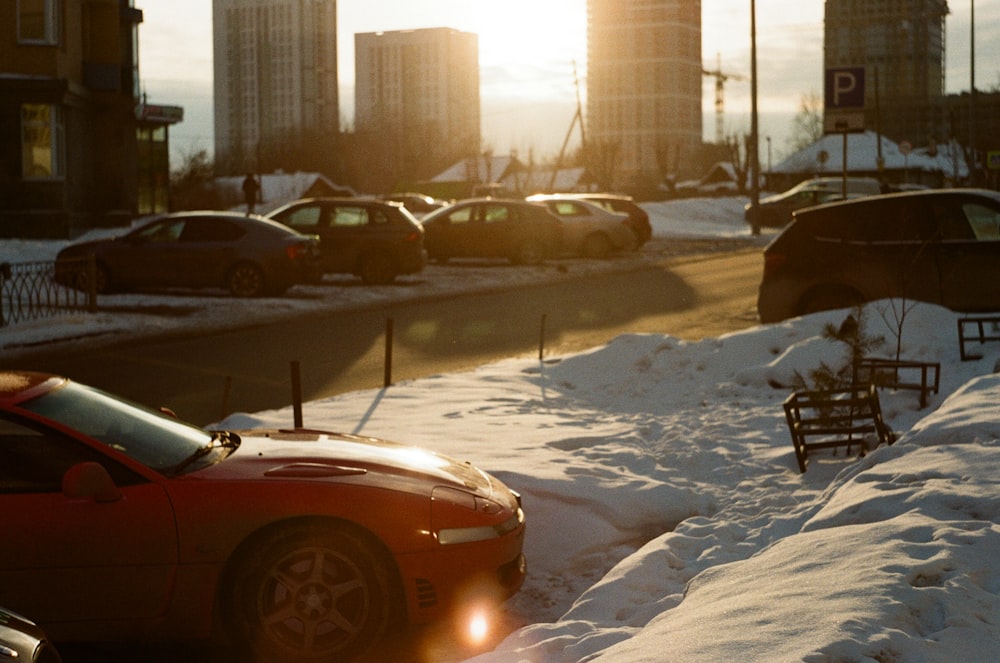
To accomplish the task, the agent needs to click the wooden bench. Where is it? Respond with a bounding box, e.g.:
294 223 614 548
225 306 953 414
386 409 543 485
783 384 895 473
957 316 1000 361
853 357 940 409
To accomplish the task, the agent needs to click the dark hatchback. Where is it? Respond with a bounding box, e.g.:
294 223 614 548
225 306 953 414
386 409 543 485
420 199 562 265
758 189 1000 323
267 198 426 284
55 212 321 297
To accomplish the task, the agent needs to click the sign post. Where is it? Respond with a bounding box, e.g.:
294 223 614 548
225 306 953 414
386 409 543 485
824 67 866 197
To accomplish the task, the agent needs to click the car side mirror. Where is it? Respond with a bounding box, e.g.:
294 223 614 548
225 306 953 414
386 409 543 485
62 462 122 503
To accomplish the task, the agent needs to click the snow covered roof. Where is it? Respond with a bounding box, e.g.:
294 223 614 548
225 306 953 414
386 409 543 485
773 131 968 178
513 167 587 193
430 155 524 183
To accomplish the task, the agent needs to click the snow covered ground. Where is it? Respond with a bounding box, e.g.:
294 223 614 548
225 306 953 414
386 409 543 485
3 196 999 661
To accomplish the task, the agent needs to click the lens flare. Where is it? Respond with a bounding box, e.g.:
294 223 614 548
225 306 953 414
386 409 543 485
468 612 490 644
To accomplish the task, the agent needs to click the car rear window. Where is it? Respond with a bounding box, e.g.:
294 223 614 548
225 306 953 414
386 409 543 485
484 204 512 223
280 206 323 228
332 207 369 227
963 202 1000 240
550 201 588 216
802 195 986 244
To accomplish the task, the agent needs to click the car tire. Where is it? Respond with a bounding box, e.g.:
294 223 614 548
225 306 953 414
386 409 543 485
71 261 112 294
359 252 397 285
226 523 395 663
581 233 612 259
512 239 545 265
226 263 266 297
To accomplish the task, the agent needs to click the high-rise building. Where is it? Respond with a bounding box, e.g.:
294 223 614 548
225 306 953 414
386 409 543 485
824 0 950 142
213 0 339 176
354 28 480 188
586 0 703 188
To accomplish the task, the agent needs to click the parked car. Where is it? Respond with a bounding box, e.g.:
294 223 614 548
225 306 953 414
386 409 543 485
420 198 562 265
267 198 426 284
0 371 526 663
0 607 62 663
559 193 652 246
525 195 637 258
746 177 883 228
378 192 448 217
54 212 320 297
757 189 1000 323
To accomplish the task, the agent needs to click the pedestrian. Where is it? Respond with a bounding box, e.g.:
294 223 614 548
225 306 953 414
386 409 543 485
242 173 261 215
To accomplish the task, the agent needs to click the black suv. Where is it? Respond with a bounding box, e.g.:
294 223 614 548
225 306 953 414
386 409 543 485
268 198 426 284
758 189 1000 323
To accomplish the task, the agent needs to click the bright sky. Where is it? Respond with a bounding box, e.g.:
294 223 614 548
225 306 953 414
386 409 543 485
137 0 994 162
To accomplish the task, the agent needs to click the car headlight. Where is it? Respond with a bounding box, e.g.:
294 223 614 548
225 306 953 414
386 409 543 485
432 486 524 545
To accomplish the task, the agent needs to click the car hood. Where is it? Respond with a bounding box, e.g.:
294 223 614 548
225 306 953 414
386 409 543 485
57 236 120 257
200 428 494 495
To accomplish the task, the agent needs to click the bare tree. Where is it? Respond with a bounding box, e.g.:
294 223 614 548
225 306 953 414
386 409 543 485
170 149 228 211
725 133 751 195
790 91 824 152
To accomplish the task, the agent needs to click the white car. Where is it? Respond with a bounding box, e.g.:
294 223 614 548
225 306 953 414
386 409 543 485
525 195 637 258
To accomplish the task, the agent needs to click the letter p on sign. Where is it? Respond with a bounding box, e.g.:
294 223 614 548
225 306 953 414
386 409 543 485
825 67 865 109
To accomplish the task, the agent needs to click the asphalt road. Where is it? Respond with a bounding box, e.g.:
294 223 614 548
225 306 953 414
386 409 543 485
9 248 763 426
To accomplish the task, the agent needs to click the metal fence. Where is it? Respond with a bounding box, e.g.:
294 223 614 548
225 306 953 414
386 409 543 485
0 258 95 328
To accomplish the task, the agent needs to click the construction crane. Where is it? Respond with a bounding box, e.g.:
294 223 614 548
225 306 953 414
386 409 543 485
702 53 747 144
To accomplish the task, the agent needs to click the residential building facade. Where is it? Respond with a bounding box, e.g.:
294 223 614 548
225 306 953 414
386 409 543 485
354 28 480 192
0 0 179 238
824 0 950 142
823 0 999 184
213 0 339 177
586 0 703 189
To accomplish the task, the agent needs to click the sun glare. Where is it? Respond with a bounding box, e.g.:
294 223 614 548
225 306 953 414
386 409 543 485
469 0 586 69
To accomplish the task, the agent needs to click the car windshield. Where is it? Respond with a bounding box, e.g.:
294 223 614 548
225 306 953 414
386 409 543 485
19 381 231 476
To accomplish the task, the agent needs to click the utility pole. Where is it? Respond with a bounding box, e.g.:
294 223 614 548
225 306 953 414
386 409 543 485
550 62 586 192
748 0 761 235
970 0 978 185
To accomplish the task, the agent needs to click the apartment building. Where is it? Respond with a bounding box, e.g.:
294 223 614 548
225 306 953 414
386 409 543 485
354 28 480 189
0 0 180 238
824 0 949 142
213 0 339 176
586 0 703 189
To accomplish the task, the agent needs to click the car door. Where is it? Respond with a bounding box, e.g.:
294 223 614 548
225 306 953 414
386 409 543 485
935 195 1000 312
436 204 481 257
480 203 515 257
854 198 942 305
109 218 186 287
176 216 245 286
271 203 336 271
324 204 372 271
0 414 179 626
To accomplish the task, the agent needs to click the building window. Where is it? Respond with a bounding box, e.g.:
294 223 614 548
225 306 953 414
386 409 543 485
21 104 65 179
18 0 60 44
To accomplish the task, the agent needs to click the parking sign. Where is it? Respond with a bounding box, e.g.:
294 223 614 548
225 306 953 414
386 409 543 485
824 67 866 134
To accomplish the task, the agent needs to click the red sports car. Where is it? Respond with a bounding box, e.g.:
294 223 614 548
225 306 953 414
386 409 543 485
0 371 525 661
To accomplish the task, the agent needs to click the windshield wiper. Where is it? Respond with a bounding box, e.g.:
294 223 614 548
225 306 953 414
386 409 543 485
170 430 241 475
